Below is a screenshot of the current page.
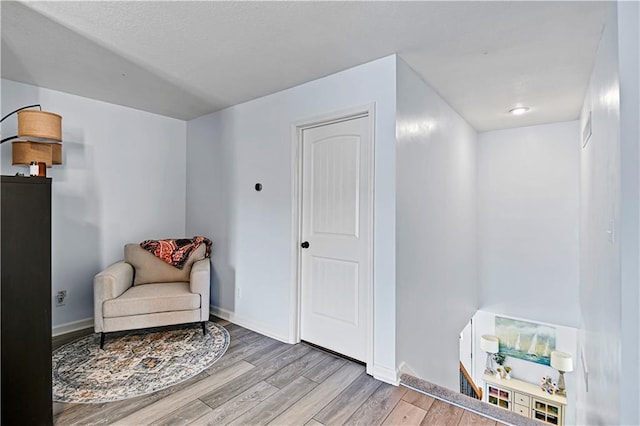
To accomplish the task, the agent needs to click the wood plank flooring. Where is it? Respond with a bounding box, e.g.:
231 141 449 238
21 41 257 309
53 319 502 425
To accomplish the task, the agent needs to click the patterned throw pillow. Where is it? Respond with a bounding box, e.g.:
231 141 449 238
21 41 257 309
125 243 206 286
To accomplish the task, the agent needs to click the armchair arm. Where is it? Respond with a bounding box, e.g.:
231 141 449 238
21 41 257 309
190 258 211 322
93 261 134 332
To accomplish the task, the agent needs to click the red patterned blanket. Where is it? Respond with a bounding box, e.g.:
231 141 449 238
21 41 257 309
140 236 212 269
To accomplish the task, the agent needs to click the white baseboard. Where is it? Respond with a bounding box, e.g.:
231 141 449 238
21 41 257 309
398 361 418 378
373 364 400 385
210 305 290 343
52 318 94 337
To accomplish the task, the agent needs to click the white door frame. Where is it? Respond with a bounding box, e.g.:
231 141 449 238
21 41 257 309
289 103 376 375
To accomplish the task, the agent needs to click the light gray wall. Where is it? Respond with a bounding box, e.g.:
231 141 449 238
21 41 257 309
185 55 397 374
395 58 477 391
477 121 580 327
576 4 621 424
617 1 640 424
1 79 187 329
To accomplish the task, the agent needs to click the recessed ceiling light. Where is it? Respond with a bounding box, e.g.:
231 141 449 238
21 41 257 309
509 106 530 115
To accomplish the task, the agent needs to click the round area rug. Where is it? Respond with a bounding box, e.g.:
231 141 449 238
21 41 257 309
52 322 230 403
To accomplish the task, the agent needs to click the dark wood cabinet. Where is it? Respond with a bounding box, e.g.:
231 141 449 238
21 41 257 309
1 176 52 425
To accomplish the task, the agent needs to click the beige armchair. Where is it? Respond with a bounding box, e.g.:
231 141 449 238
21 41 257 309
94 243 210 349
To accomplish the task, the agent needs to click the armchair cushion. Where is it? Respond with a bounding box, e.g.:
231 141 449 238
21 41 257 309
125 243 206 286
103 282 200 317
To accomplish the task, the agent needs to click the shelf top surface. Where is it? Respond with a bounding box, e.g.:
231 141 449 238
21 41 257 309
1 175 52 184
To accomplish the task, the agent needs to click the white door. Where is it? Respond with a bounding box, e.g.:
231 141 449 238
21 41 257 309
300 115 371 362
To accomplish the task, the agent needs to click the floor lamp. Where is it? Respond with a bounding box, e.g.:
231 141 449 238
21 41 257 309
0 104 63 174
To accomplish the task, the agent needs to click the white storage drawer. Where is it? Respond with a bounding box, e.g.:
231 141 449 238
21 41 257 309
514 404 529 416
514 392 530 407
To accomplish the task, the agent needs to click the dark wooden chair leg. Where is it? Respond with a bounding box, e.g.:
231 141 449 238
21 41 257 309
100 332 105 349
201 321 206 335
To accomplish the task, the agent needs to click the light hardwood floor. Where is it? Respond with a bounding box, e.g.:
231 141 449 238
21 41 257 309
53 319 501 425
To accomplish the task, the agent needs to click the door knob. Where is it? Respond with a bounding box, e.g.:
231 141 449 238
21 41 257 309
301 241 310 249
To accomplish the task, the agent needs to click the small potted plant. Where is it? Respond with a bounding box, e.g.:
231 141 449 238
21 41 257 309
493 352 507 378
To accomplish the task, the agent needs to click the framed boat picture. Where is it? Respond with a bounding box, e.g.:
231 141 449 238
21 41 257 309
495 316 556 366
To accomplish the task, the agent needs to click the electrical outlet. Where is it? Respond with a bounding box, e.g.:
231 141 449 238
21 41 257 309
236 287 242 299
55 290 67 307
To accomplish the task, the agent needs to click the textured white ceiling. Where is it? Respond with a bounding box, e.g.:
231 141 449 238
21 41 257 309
1 1 608 131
